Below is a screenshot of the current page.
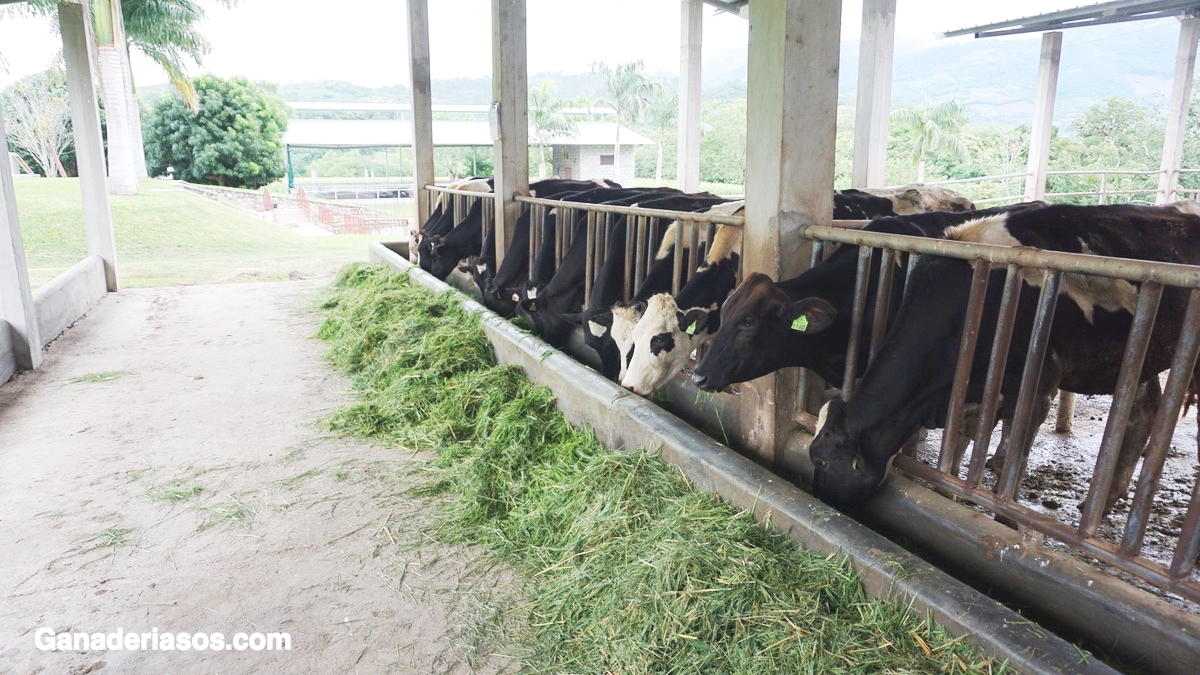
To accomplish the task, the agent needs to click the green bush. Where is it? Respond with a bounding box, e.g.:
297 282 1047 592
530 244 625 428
144 75 288 189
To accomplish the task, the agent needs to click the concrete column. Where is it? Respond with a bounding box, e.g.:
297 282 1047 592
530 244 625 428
740 0 842 466
851 0 896 189
677 0 703 193
490 0 530 265
60 1 120 292
0 108 43 371
407 0 436 225
1023 31 1062 201
1157 15 1200 204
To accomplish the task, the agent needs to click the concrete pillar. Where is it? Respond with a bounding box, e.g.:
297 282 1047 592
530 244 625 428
851 0 896 189
0 108 43 371
740 0 843 466
1023 31 1062 201
490 0 530 265
677 0 703 193
407 0 436 225
60 1 120 292
1157 15 1200 204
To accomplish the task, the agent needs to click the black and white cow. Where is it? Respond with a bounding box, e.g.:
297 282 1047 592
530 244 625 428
417 178 493 277
807 204 1200 513
619 201 746 395
690 204 1047 392
573 193 727 380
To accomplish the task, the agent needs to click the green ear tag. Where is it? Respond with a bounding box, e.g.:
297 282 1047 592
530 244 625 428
686 321 697 335
791 315 809 332
852 457 859 470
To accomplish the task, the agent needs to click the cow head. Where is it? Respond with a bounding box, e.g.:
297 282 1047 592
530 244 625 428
692 273 836 392
458 255 494 294
416 234 441 273
581 303 644 382
620 294 714 396
428 236 460 280
809 399 893 509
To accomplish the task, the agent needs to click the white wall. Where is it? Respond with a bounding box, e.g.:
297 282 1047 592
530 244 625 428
553 144 638 187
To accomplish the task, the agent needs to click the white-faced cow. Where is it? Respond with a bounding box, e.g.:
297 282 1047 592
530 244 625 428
808 204 1200 514
620 201 745 395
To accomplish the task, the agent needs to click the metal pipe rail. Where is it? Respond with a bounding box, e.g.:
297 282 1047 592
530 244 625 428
797 220 1200 604
798 223 1200 288
515 195 747 226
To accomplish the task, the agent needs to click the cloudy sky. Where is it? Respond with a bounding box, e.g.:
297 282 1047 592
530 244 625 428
0 1 1166 89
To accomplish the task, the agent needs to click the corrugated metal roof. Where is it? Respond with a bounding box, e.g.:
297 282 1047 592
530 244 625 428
282 119 653 149
940 0 1200 39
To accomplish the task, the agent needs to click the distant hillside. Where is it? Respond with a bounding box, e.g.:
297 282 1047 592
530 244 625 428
701 20 1182 127
138 19 1182 129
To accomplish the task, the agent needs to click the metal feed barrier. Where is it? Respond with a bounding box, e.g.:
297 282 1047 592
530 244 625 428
800 223 1200 605
418 184 1200 607
514 195 746 306
423 184 496 245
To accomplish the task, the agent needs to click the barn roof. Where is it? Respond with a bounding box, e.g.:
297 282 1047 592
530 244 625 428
940 0 1200 39
282 119 653 149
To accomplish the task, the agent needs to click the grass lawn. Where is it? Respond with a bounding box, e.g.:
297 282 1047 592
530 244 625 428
13 178 380 289
633 176 744 196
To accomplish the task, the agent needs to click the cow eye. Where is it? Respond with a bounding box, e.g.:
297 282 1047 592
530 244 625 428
740 317 756 329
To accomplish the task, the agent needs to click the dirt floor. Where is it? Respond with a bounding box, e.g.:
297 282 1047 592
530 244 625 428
0 280 518 674
913 391 1200 609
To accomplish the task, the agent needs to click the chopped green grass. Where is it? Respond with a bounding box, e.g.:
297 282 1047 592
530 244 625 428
318 264 1004 674
69 370 132 384
84 526 136 554
148 479 205 503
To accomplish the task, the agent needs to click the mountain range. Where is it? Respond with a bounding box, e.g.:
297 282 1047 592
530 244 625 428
141 18 1185 130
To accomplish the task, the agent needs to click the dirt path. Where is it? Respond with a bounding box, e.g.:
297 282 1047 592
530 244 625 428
0 281 517 674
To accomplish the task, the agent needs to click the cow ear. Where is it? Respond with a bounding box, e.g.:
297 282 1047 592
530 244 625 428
900 188 921 202
586 311 613 337
632 300 647 315
785 298 836 334
677 308 709 336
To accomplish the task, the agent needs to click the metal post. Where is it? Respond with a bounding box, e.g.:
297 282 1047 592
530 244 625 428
407 0 436 226
1156 15 1200 205
742 0 842 465
677 0 703 193
60 0 119 292
491 0 530 266
851 0 896 189
0 106 43 372
1024 31 1062 201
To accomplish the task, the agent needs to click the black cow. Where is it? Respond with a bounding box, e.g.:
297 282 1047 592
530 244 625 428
808 204 1200 513
690 204 1046 392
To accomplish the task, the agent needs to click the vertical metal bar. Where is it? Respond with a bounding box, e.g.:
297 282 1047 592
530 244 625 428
810 241 825 269
1098 172 1108 205
603 213 613 260
1077 282 1163 536
688 220 701 283
938 259 992 475
841 245 875 400
995 270 1062 502
624 214 635 301
649 218 661 278
584 211 596 307
868 248 898 363
1170 463 1200 579
1123 289 1200 554
634 216 647 292
672 221 685 296
967 265 1025 487
906 252 921 286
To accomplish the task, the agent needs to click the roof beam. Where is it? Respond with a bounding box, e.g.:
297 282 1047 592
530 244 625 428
939 0 1200 39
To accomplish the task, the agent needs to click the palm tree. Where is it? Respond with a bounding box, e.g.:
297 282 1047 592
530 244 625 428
643 84 676 187
590 60 655 176
890 100 970 183
529 81 577 179
19 0 230 187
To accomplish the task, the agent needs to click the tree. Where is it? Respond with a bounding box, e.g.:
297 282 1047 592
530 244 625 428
93 0 140 193
643 84 676 187
528 81 577 179
2 69 73 177
890 100 970 183
590 60 655 174
144 75 287 189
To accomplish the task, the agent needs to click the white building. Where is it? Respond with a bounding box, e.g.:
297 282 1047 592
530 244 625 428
282 116 653 187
